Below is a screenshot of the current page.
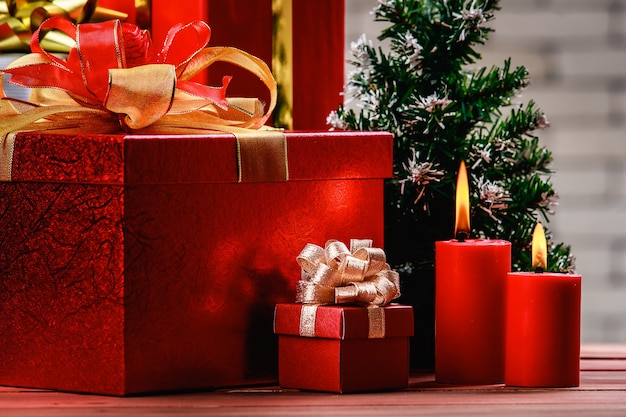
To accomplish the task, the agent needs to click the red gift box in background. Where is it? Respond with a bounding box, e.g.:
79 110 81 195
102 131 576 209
150 0 344 130
0 130 392 395
1 1 344 130
274 303 414 393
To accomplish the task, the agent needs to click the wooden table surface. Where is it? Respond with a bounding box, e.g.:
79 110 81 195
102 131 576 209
1 344 625 417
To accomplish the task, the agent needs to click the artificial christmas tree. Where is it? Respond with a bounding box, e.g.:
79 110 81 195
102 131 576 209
329 0 575 369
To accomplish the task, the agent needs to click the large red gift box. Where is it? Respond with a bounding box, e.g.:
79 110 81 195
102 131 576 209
274 303 414 393
0 130 392 396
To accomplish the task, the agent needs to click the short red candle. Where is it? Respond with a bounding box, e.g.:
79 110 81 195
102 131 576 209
505 224 581 387
435 238 511 384
504 271 581 387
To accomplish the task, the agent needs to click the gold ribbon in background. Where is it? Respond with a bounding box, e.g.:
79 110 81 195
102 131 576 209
0 0 135 52
295 239 401 338
134 0 149 29
271 0 293 129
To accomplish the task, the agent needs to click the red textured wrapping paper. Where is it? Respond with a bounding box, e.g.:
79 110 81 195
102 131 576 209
0 131 392 396
150 0 344 130
274 304 414 393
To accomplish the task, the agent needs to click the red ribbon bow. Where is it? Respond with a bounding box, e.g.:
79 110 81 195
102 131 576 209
1 17 276 131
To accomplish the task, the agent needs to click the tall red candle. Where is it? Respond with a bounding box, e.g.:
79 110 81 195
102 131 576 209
435 162 511 384
436 239 511 384
505 223 582 387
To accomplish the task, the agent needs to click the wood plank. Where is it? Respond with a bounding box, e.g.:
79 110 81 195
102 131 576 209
581 343 626 359
0 387 625 417
0 344 625 416
581 359 626 371
0 371 625 407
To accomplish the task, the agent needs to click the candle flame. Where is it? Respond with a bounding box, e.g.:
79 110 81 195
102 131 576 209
532 222 547 271
454 161 470 239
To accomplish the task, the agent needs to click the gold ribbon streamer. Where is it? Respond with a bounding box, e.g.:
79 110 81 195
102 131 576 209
106 64 176 129
367 305 386 339
294 239 401 338
0 130 17 181
236 130 288 183
299 304 317 338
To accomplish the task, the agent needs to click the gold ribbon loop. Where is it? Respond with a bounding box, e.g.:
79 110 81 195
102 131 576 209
334 282 377 305
310 263 336 287
370 271 401 305
350 239 373 252
296 243 326 274
338 255 368 285
324 239 350 269
353 246 387 276
105 64 176 130
296 281 334 304
379 268 401 296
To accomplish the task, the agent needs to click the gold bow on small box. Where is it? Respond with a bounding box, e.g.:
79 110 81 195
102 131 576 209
295 239 401 339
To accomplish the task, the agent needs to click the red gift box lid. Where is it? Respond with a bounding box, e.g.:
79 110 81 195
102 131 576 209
273 303 414 340
8 131 393 185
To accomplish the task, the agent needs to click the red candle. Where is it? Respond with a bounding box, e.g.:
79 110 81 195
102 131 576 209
505 223 581 387
435 162 511 384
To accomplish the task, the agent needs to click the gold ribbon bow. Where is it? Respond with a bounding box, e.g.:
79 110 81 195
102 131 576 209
0 0 129 52
295 239 401 338
0 19 284 182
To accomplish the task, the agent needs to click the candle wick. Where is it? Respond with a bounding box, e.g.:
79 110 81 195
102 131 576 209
456 231 468 243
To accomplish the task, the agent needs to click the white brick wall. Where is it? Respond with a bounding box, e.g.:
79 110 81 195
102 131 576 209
346 0 626 343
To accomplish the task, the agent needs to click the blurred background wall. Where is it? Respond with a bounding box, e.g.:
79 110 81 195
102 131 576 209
346 0 626 343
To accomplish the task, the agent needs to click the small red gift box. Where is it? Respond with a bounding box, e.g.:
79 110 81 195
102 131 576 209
0 130 392 395
274 303 414 393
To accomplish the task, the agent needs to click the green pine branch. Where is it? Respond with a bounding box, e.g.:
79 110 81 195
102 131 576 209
329 0 574 274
